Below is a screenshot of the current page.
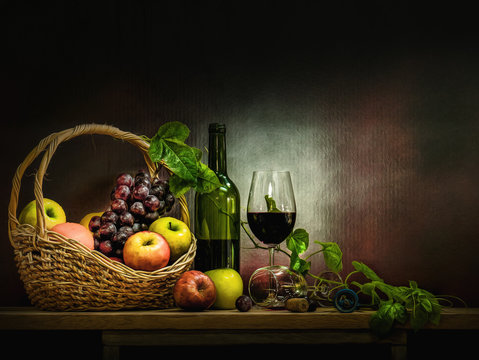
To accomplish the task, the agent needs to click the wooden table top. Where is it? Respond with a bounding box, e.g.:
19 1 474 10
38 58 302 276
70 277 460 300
1 306 478 331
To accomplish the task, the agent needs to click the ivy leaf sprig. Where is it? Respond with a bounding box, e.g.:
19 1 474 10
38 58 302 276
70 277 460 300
147 121 221 197
241 220 465 337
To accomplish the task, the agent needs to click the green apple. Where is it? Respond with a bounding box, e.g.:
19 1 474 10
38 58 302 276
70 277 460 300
149 216 191 263
18 198 66 230
204 268 243 309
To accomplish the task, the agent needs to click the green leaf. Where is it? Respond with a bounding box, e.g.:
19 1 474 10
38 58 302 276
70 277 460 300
369 301 408 337
195 161 222 194
315 241 343 273
168 174 195 197
289 251 311 274
411 306 429 331
264 195 281 212
148 121 221 197
155 140 198 183
352 261 383 282
154 121 190 143
286 229 309 255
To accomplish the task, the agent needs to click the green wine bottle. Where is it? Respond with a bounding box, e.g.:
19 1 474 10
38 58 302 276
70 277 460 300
194 123 240 272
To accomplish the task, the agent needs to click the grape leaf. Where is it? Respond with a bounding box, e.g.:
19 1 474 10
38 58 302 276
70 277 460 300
315 241 343 273
195 161 222 194
148 121 221 197
265 195 281 212
352 261 383 282
286 229 309 255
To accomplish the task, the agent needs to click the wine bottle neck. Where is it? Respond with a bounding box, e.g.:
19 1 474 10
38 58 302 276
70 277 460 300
208 126 227 175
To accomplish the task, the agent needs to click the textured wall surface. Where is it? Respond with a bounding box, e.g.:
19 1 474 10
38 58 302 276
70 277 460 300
1 2 478 306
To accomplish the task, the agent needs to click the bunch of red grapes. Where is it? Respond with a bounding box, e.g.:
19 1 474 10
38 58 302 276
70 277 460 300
88 169 175 262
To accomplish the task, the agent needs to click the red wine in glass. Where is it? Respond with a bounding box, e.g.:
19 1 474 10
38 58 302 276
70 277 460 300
247 212 296 246
247 170 296 266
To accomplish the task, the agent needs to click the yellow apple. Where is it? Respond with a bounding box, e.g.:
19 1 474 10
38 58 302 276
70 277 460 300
80 212 104 233
18 198 66 230
149 216 191 263
204 268 243 309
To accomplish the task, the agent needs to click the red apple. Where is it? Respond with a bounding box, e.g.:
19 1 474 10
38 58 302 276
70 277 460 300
173 270 217 311
123 231 170 271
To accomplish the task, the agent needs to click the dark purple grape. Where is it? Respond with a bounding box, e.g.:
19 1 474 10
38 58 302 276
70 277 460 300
101 211 119 225
143 194 160 212
149 185 165 199
165 193 175 211
113 184 131 201
99 240 113 256
235 295 253 312
130 201 146 217
133 184 149 201
136 169 151 180
135 176 151 189
119 211 135 226
94 237 100 250
111 198 128 214
118 226 134 238
99 222 117 239
144 211 159 223
132 222 142 233
116 173 134 188
153 178 169 191
112 230 129 244
157 200 166 215
89 215 102 232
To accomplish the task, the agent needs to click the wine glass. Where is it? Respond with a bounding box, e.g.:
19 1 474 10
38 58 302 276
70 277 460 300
247 170 296 266
248 265 307 308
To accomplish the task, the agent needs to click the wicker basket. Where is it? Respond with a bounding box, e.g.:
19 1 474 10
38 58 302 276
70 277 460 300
7 124 196 311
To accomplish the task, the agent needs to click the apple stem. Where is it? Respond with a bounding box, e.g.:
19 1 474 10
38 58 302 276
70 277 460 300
169 222 172 230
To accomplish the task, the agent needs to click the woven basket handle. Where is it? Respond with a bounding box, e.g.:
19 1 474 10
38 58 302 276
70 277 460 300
8 124 155 243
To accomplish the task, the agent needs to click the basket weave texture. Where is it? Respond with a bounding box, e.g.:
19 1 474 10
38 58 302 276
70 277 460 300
7 124 196 311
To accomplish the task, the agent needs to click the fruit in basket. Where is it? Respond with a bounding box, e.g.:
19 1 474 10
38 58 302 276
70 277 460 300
149 216 191 263
19 198 67 230
80 212 103 232
123 231 170 271
51 222 95 250
91 169 177 263
173 270 216 311
204 268 244 309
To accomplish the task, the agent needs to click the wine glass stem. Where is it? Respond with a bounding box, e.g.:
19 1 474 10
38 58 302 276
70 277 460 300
269 247 275 266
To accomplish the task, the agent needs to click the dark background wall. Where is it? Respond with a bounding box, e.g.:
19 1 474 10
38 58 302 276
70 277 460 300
1 1 478 307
